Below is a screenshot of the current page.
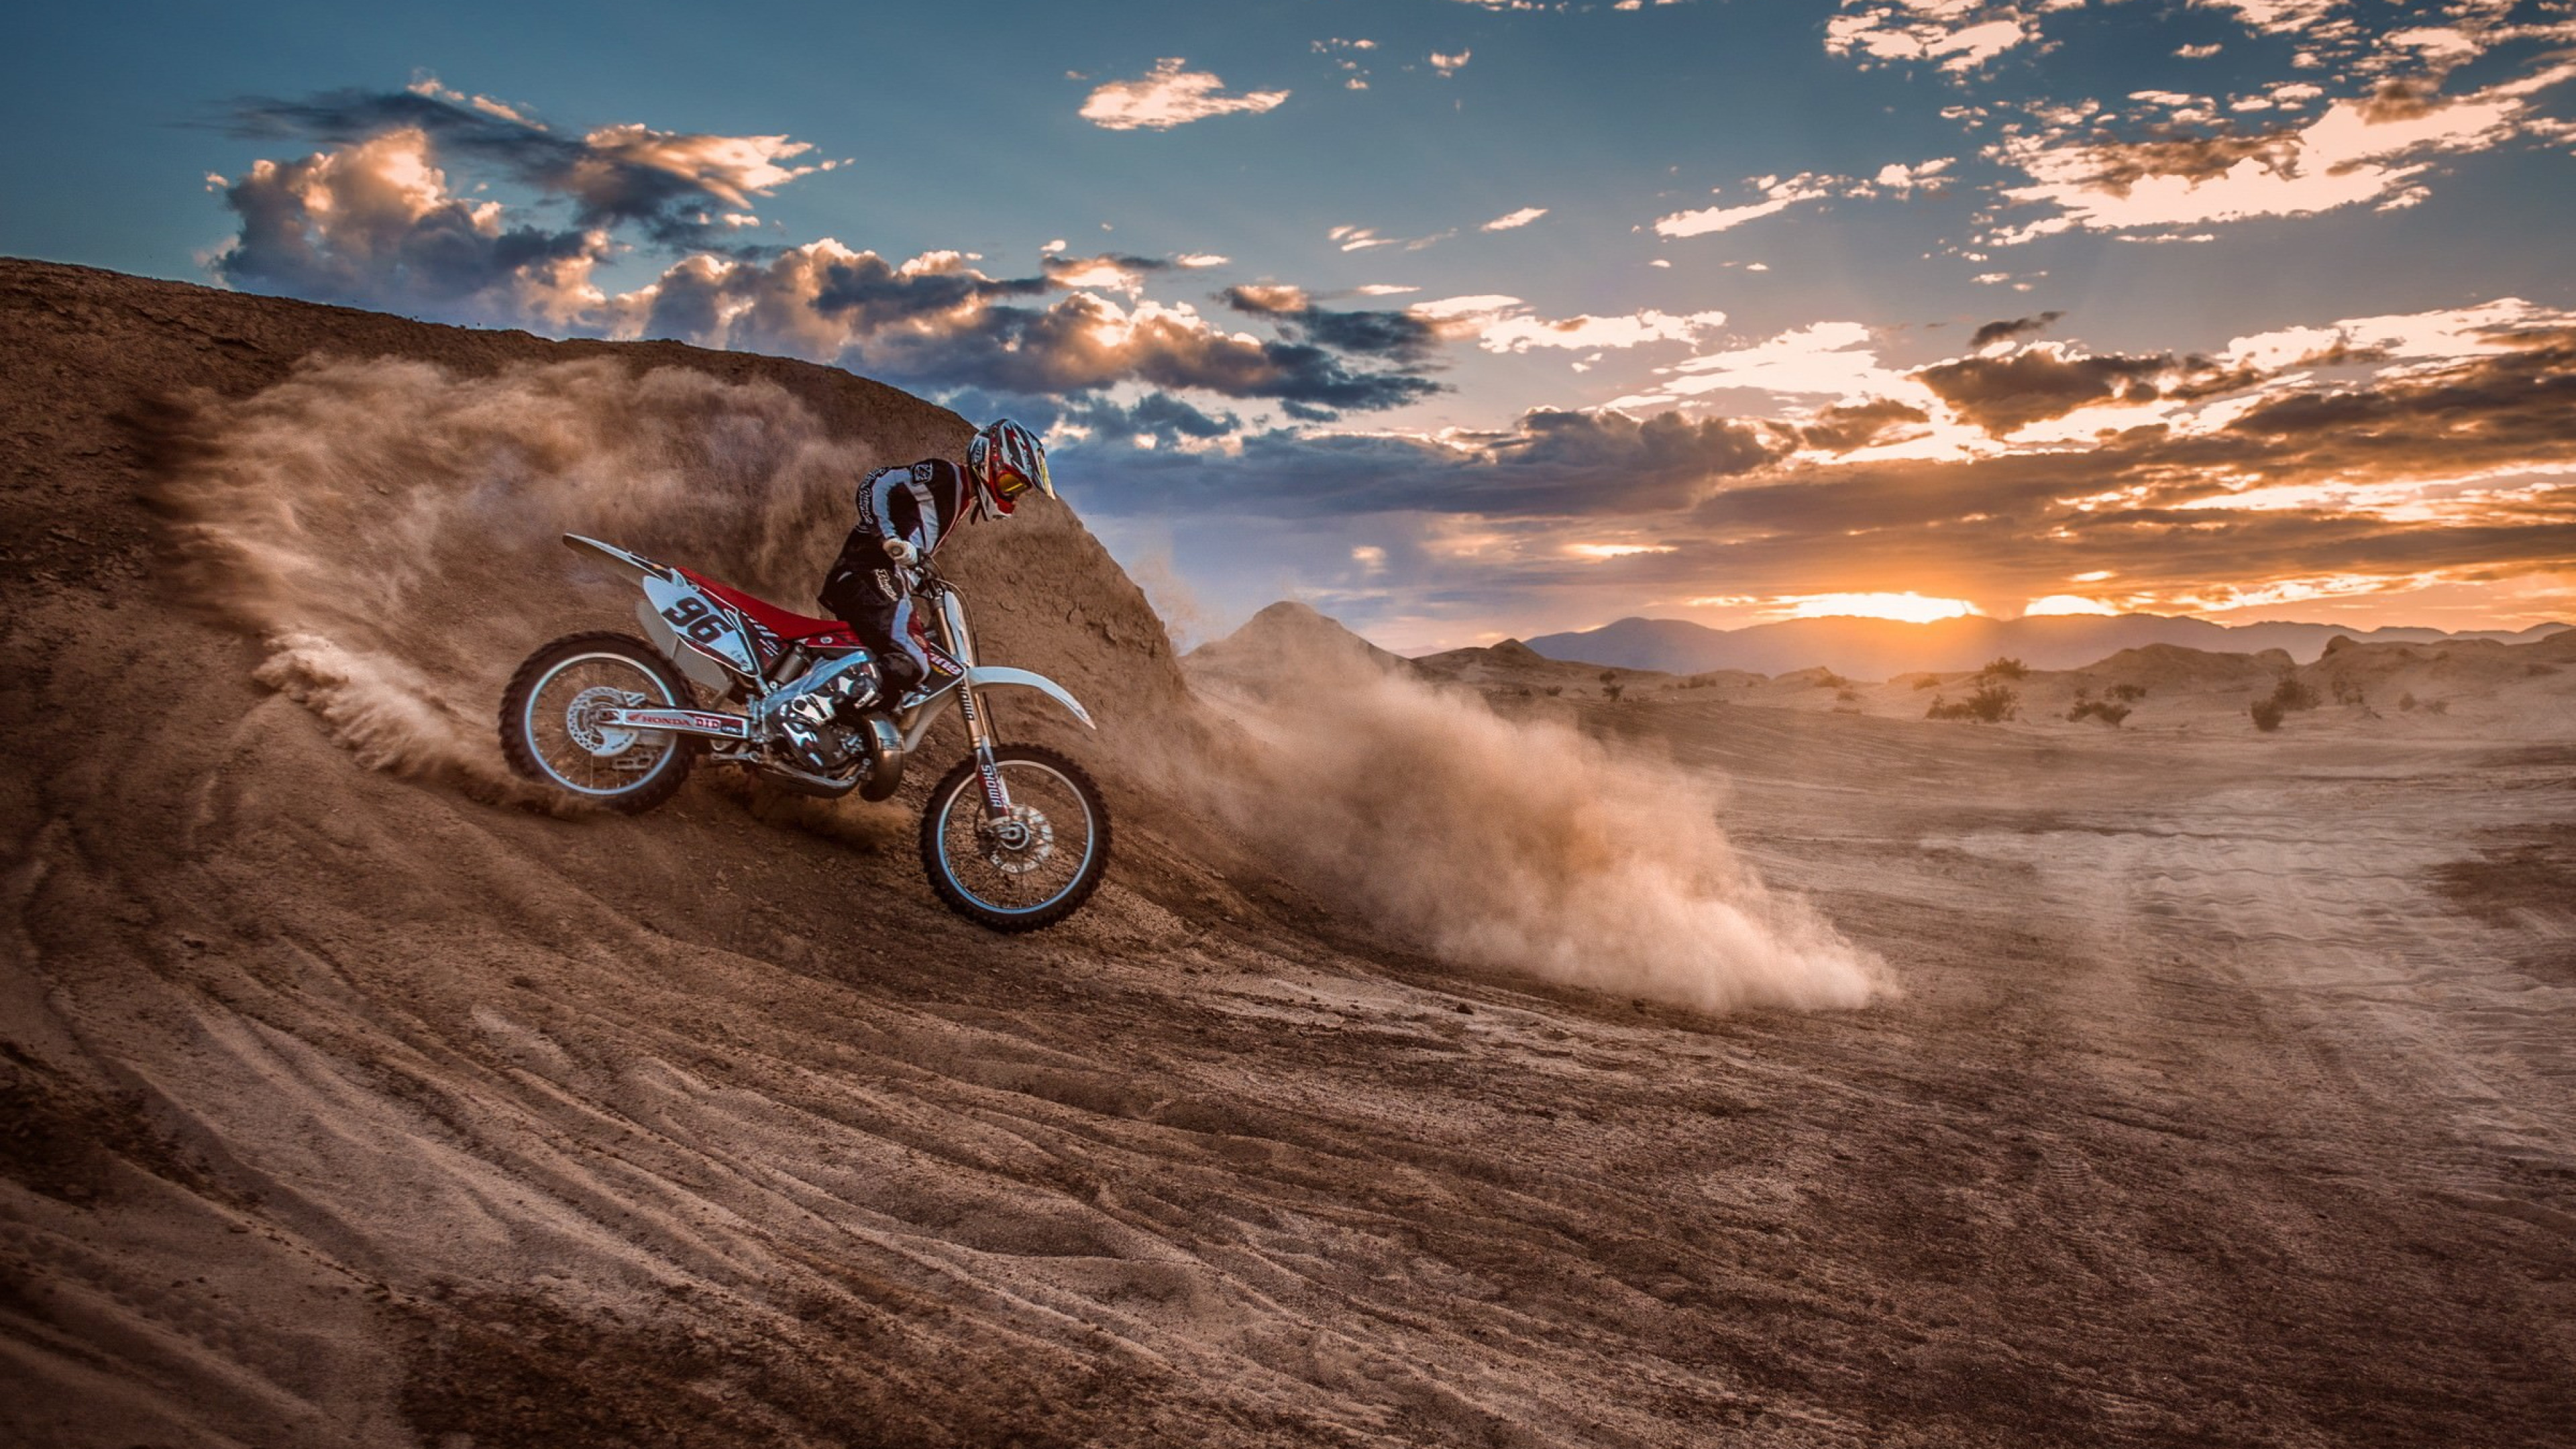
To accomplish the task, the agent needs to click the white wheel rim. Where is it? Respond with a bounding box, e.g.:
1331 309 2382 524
523 652 680 798
932 761 1097 915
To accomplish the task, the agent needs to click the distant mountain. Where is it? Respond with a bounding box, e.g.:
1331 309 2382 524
1518 613 2572 678
1186 600 1420 683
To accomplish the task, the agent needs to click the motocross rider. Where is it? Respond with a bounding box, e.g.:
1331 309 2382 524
772 419 1052 769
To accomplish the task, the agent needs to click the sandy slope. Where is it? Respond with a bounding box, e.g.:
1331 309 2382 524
4 260 2574 1448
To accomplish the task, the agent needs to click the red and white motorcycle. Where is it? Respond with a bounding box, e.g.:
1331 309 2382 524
499 534 1110 932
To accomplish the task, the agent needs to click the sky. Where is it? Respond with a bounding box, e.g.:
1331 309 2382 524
8 0 2575 651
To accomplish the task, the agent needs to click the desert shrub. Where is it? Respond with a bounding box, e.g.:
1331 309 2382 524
1603 682 1625 702
2267 676 2320 712
1911 674 1941 690
2425 698 2449 715
2332 678 2367 705
2251 698 2285 732
2398 691 2417 711
1927 681 2019 722
1815 669 1851 690
1835 686 1861 704
2106 683 2147 702
2530 663 2561 677
1982 657 2029 680
2066 699 2131 727
1544 686 1563 697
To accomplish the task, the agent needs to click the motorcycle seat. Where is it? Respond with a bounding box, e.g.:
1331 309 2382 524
676 568 865 650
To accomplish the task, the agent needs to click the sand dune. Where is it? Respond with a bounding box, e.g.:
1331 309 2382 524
5 260 2573 1448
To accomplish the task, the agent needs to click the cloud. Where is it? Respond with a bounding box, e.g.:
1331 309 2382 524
1862 157 1955 194
1079 58 1291 130
211 127 616 327
1481 206 1549 231
1328 223 1454 252
2222 298 2573 372
225 80 833 248
1040 251 1171 293
1914 346 2241 435
1315 37 1377 90
1430 50 1472 76
1613 321 1916 407
2192 0 2344 41
1412 296 1731 354
573 122 824 212
1220 284 1445 361
1796 398 1932 452
206 86 1442 418
1654 173 1836 237
1969 311 2064 349
1990 61 2576 239
1060 391 1244 446
1079 406 1786 520
1824 2 2040 74
633 244 1444 413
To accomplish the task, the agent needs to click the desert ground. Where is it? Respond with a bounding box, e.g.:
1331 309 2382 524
4 259 2573 1448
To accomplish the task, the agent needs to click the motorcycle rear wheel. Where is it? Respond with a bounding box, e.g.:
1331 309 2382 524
500 632 698 813
918 745 1111 931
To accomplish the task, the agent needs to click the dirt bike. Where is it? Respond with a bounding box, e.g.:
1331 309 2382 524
498 534 1110 932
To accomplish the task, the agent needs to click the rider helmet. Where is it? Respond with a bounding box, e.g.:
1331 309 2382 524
965 419 1052 519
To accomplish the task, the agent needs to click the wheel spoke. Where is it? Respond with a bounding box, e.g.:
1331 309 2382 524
934 759 1098 916
524 654 678 798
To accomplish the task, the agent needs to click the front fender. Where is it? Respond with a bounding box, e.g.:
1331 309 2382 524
965 666 1096 730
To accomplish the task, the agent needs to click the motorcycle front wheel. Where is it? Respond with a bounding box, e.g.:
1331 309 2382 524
499 631 698 813
918 745 1111 932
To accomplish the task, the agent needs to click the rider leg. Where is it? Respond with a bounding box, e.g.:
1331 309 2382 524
829 566 957 702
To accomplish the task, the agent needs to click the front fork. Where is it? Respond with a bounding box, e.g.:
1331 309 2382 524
935 588 1017 825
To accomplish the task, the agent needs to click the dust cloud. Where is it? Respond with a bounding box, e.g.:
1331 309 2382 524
1183 638 1890 1014
157 356 881 793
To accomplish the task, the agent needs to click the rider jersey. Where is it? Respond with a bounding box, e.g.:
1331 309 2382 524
817 459 975 694
859 459 971 562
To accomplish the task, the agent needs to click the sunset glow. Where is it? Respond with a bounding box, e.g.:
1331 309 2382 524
1779 593 1981 625
2023 595 2120 617
1567 542 1678 560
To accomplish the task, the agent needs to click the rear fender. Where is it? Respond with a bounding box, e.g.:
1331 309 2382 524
563 533 673 584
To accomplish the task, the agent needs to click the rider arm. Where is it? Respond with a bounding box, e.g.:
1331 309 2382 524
856 466 912 551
